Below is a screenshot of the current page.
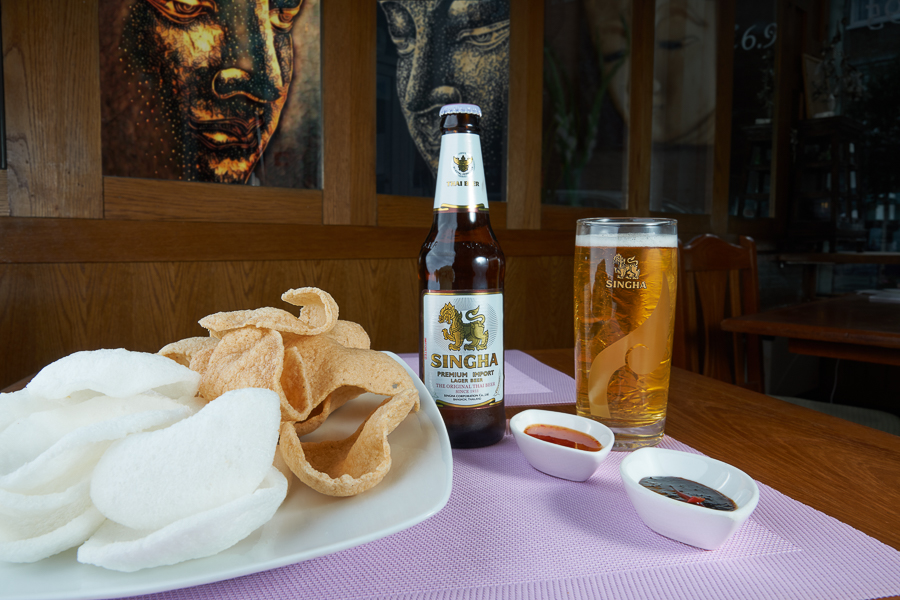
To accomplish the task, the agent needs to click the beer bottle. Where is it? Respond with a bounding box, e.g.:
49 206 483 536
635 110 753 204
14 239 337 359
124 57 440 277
418 103 506 449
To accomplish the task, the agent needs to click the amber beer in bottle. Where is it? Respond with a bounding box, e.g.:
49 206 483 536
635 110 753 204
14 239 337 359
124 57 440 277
418 103 505 448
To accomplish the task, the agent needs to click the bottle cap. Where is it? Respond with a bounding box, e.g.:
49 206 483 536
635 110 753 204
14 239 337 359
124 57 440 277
439 103 482 117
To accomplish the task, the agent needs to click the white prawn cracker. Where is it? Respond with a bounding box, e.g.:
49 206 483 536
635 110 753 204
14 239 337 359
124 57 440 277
83 388 286 571
26 348 201 401
0 395 195 495
0 349 203 563
90 388 282 531
78 466 287 572
0 480 105 563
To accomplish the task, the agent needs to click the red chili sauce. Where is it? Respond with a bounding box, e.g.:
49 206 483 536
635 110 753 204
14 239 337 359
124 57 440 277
524 423 602 452
639 476 737 511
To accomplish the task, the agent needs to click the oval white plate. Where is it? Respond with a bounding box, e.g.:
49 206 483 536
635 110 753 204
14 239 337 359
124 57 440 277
1 352 453 600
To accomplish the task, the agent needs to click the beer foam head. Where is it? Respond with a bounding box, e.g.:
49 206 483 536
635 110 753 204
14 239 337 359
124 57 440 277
576 233 678 248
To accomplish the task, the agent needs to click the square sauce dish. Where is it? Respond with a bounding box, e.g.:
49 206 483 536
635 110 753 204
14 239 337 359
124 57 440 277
620 447 760 550
510 409 614 481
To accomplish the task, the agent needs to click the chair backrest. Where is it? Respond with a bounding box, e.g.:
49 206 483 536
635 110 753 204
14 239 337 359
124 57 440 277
673 234 764 391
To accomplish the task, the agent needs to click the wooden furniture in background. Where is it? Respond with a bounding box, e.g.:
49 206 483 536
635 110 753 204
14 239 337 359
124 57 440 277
769 0 828 242
733 123 773 220
721 293 900 366
674 234 763 391
522 348 900 558
788 116 867 251
777 251 900 300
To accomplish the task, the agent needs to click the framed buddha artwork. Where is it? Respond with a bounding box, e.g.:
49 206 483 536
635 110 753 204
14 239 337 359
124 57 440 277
98 0 322 189
375 0 510 203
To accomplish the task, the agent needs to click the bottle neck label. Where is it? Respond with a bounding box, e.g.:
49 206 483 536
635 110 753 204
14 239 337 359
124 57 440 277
433 132 489 212
421 290 504 408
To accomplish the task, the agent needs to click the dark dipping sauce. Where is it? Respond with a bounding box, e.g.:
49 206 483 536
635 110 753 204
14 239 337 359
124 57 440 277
639 476 737 511
524 424 602 452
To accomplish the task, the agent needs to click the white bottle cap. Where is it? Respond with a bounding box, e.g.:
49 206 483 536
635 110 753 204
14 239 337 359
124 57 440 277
439 103 482 117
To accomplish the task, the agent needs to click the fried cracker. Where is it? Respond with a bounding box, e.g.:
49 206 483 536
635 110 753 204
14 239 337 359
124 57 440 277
278 388 419 496
279 335 413 423
159 337 219 369
199 327 285 406
325 320 371 349
281 287 340 335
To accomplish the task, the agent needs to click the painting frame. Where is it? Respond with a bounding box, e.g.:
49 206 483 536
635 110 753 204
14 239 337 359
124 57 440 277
97 0 323 190
375 0 511 204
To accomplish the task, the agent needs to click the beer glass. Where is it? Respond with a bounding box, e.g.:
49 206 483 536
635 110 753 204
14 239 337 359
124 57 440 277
574 218 677 450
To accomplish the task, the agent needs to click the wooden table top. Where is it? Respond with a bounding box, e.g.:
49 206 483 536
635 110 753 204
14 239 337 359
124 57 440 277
520 349 900 560
720 293 900 349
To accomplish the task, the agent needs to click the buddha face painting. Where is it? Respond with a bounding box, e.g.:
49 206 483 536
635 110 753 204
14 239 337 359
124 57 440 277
378 0 509 179
585 0 717 145
123 0 302 183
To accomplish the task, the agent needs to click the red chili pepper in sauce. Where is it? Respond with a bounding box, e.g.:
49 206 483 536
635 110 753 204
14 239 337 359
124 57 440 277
672 487 706 505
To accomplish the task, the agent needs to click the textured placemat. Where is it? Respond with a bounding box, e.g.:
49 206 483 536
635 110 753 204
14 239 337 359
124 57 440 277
130 434 900 600
400 350 575 406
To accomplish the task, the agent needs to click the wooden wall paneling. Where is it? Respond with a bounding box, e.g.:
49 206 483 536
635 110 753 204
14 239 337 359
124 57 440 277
322 0 376 226
540 205 629 232
0 219 425 264
626 0 656 216
0 262 137 389
505 255 574 350
0 218 574 264
0 255 577 388
2 0 102 218
711 0 737 237
377 195 436 229
103 177 324 224
131 261 225 349
377 194 509 230
130 258 421 355
303 258 419 352
0 171 8 216
494 228 575 257
386 195 712 239
506 0 544 230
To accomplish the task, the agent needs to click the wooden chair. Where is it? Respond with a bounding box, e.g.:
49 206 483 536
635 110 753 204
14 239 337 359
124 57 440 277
673 234 764 392
674 234 900 435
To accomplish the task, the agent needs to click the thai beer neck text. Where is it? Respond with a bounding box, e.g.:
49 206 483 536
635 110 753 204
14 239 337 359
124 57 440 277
433 132 489 211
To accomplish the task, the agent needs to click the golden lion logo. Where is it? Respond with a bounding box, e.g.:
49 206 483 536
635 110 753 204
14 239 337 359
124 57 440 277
438 303 489 351
614 254 640 280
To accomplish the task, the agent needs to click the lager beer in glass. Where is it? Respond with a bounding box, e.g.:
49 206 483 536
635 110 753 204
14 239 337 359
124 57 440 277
574 218 677 450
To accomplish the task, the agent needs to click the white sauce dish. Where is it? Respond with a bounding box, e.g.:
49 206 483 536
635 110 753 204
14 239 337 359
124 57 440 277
620 447 760 550
510 409 614 481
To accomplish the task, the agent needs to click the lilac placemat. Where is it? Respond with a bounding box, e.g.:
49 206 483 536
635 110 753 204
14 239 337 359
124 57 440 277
399 350 576 406
132 434 900 600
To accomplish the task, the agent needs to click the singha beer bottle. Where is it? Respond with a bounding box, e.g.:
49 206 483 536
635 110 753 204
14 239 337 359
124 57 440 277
418 103 506 449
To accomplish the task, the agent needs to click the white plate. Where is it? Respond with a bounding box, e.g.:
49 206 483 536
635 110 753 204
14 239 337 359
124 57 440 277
0 352 453 600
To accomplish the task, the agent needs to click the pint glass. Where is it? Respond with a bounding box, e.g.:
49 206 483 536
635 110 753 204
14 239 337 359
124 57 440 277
574 218 677 450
